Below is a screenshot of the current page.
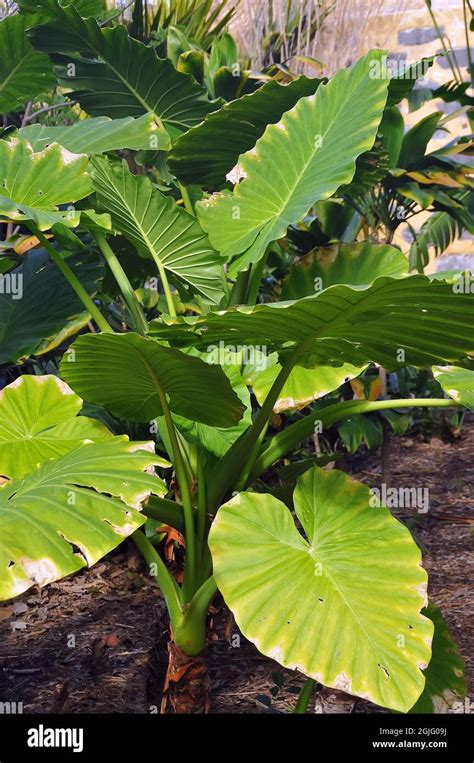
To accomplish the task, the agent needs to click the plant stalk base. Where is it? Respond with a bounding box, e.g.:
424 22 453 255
161 641 210 714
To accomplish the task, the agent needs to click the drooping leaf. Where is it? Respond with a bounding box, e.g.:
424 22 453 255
60 332 245 427
0 438 166 601
196 51 389 277
19 113 170 154
0 15 55 113
252 363 365 412
0 249 103 365
432 365 474 410
24 1 220 140
150 276 474 371
409 601 467 713
168 76 324 189
209 467 433 712
0 375 114 480
92 156 224 304
172 354 252 456
281 242 408 299
0 137 91 230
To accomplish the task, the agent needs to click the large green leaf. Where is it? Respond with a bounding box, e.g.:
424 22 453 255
19 113 170 154
150 276 474 371
0 137 91 230
60 332 245 427
432 365 474 410
281 242 408 299
0 438 166 601
209 467 432 712
0 249 103 365
0 15 55 113
251 362 365 412
92 156 224 304
410 601 467 713
25 1 220 139
168 76 324 189
196 51 389 277
0 375 113 480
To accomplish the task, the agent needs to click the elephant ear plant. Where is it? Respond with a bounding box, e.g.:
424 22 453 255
0 7 472 713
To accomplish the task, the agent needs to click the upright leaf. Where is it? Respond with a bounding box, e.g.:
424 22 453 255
0 15 55 113
210 467 433 712
196 51 389 276
92 157 224 304
24 1 220 139
168 76 324 189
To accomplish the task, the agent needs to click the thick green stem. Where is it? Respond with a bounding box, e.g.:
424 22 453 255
196 448 207 546
143 495 185 532
207 353 300 511
157 386 198 602
250 397 460 484
173 576 218 656
27 223 113 333
227 268 250 307
132 529 183 626
147 251 176 317
294 678 316 714
93 231 148 335
245 252 267 305
178 182 195 216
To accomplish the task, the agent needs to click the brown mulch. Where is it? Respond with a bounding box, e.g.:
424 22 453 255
0 426 472 714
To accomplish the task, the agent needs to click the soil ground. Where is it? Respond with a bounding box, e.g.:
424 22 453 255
1 424 472 714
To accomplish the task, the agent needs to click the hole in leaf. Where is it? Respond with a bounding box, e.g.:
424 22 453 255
377 663 390 680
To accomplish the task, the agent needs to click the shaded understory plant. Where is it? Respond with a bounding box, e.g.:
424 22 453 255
0 0 472 714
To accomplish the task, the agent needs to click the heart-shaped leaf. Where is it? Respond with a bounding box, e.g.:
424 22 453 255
210 467 433 712
0 375 114 479
432 365 474 410
0 138 91 230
